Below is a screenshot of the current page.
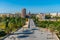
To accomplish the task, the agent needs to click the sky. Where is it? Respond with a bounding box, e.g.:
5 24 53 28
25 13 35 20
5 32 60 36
0 0 60 13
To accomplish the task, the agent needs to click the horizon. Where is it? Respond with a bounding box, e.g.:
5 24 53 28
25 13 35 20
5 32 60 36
0 0 60 13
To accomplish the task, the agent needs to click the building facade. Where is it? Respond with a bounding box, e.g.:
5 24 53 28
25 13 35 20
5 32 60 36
36 13 45 21
21 8 26 18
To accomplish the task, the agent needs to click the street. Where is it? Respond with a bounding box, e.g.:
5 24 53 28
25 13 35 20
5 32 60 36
4 19 58 40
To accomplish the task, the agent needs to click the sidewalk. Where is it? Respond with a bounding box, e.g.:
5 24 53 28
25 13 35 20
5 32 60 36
3 20 29 40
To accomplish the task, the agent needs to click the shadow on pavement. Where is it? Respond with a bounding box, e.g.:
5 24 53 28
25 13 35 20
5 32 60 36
17 35 29 38
32 28 38 30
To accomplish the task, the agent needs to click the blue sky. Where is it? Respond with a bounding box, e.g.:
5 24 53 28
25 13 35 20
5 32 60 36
0 0 60 13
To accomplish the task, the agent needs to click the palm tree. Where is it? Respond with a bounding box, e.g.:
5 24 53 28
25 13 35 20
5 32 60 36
15 17 22 28
8 17 17 32
4 17 10 34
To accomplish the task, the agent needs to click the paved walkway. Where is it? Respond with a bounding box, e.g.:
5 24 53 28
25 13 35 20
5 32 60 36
4 19 59 40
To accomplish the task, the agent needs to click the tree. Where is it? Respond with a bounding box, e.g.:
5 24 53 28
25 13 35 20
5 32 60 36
5 17 10 34
49 24 55 39
45 15 51 19
8 17 17 32
56 24 60 34
0 31 6 37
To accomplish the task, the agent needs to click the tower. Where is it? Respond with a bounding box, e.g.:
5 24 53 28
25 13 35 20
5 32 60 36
21 8 26 18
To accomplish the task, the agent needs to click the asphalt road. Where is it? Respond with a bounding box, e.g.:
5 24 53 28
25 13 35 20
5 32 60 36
4 19 58 40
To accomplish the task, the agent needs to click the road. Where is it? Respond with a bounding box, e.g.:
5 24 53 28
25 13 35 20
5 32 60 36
4 19 58 40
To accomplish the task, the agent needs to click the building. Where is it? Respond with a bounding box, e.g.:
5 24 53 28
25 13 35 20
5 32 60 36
0 13 10 17
28 11 31 17
0 13 16 17
50 13 57 18
21 8 26 18
26 11 31 18
36 13 45 21
48 12 60 18
15 12 21 17
57 13 60 17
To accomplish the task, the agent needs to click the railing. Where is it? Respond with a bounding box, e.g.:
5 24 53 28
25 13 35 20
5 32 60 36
0 34 10 40
28 19 30 28
54 33 59 40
